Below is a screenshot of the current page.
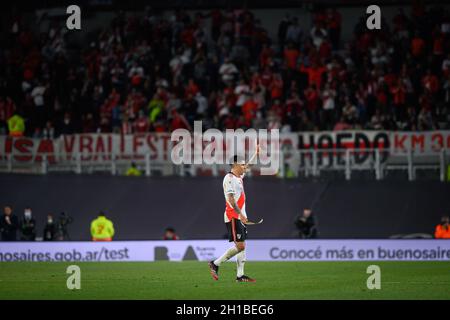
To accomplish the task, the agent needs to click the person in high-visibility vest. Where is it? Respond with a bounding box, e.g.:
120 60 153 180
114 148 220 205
90 211 115 241
434 216 450 239
7 114 25 137
125 162 142 176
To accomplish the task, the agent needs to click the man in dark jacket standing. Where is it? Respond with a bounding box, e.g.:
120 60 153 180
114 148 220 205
1 205 19 241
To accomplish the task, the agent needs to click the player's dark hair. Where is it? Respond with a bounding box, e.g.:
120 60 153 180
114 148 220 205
98 211 106 217
230 155 245 167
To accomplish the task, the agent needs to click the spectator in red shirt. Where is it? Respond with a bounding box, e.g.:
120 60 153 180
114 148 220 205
411 32 426 58
391 78 407 120
153 120 167 132
222 114 236 129
284 43 300 70
125 91 145 121
300 62 327 89
318 40 332 60
384 69 397 90
432 28 444 57
185 78 200 97
419 93 432 111
304 84 320 122
235 114 249 129
286 91 303 115
422 69 439 93
170 109 191 131
260 43 274 69
242 95 258 124
134 110 149 133
269 74 284 100
181 25 195 48
376 87 388 110
260 66 273 88
163 227 180 240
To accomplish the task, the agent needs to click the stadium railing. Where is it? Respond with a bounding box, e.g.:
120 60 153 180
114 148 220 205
0 148 447 181
295 148 447 181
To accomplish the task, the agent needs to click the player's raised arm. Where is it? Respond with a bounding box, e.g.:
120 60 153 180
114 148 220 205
227 193 248 224
244 143 259 170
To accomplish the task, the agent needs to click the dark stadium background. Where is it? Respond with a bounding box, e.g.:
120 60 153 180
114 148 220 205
1 175 449 240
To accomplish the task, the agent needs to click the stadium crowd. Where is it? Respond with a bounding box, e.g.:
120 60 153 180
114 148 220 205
0 4 450 138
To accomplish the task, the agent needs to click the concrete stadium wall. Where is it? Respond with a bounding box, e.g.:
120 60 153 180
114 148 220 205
0 174 448 240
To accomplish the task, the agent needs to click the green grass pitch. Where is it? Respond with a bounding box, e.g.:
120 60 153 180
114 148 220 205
1 261 449 300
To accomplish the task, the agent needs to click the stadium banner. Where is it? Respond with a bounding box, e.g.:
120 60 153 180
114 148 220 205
1 240 449 262
0 132 283 162
0 131 448 163
297 131 450 153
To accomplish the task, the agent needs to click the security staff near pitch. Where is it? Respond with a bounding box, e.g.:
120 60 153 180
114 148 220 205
90 211 115 241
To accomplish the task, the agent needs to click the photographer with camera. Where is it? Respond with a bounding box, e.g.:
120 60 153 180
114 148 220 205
57 212 73 240
434 216 450 239
295 208 318 239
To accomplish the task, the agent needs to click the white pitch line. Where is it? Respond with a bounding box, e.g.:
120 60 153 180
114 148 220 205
383 281 450 284
0 279 143 282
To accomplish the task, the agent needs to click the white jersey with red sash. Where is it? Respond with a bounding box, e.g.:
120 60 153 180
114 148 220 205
223 172 247 223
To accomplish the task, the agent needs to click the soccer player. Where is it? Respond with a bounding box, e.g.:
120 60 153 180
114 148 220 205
208 146 259 283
